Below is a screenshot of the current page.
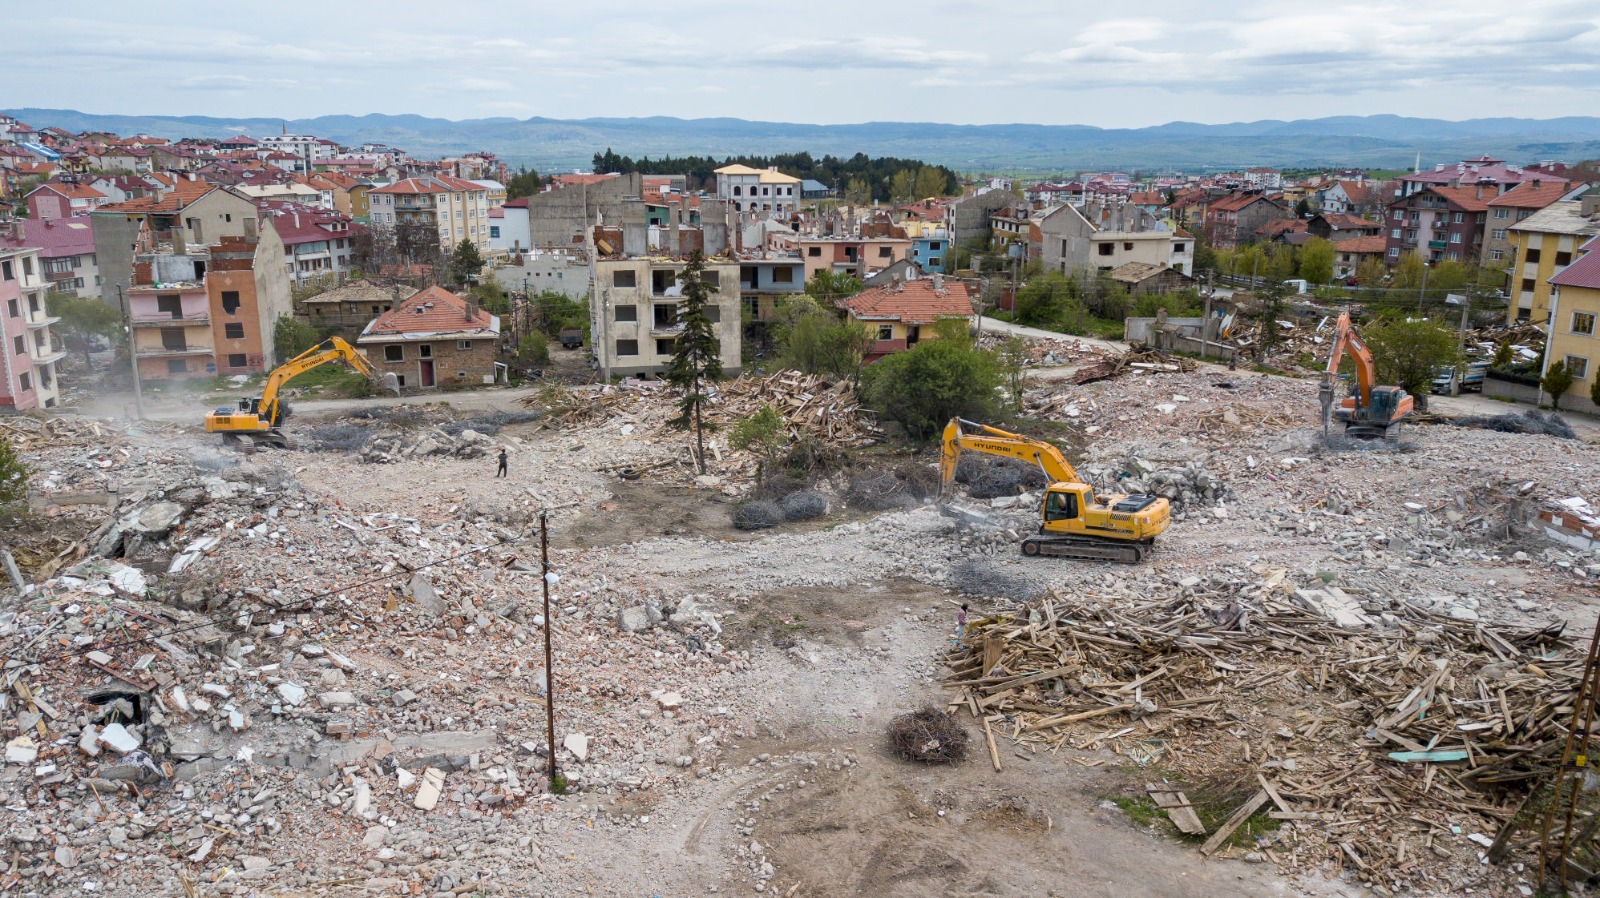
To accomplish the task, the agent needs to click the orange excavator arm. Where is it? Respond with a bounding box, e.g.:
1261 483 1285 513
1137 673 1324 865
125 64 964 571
1322 311 1376 408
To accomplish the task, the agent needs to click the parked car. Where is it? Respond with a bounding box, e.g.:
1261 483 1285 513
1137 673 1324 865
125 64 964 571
1431 360 1489 395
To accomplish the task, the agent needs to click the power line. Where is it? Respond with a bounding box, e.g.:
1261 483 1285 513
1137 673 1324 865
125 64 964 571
5 526 537 669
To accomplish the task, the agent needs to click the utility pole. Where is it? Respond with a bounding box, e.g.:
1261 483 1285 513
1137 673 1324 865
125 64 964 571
115 285 143 420
539 509 559 787
1417 261 1430 316
1201 272 1214 361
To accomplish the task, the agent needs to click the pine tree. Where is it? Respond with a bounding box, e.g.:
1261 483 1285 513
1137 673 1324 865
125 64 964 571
665 251 724 474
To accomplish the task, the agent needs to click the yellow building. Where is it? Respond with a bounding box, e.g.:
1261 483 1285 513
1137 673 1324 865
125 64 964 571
1544 234 1600 412
1505 197 1600 323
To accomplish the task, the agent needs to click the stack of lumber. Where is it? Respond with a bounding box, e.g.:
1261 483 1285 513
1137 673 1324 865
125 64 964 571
945 576 1583 886
1071 347 1198 384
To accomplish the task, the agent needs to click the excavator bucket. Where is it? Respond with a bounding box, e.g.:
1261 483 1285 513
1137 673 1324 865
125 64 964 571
375 372 401 396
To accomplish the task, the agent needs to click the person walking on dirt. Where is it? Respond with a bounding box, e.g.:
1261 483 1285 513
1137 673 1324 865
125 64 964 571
496 448 508 478
953 603 969 646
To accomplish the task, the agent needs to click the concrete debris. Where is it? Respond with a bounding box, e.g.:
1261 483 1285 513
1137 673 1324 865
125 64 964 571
414 767 445 810
96 722 141 754
564 732 590 762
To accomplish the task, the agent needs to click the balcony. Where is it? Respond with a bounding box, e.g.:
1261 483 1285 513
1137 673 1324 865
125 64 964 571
1428 240 1447 249
31 344 67 366
136 344 214 358
132 313 209 327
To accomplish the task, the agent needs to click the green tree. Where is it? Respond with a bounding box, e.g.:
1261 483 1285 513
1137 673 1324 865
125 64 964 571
844 177 872 205
1294 198 1312 218
533 291 588 338
771 296 872 383
0 433 29 526
913 166 949 199
450 238 485 287
471 279 510 315
505 166 542 200
730 404 787 481
1255 280 1291 363
272 315 320 364
861 336 1003 443
1542 361 1575 410
1012 271 1088 333
890 169 916 203
1591 367 1600 408
666 251 724 474
1000 336 1027 414
47 293 122 367
518 332 550 367
803 270 863 301
1391 251 1427 292
1355 256 1388 287
1299 238 1335 286
1363 318 1462 412
1492 340 1514 368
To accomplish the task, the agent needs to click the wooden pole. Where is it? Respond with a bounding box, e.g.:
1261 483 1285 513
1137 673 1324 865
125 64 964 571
540 509 558 784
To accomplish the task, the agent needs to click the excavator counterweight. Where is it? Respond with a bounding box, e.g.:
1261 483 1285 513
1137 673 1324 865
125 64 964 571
204 337 400 448
939 418 1169 564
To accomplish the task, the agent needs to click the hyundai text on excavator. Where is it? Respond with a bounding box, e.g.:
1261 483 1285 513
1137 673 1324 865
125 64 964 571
204 337 399 449
939 418 1170 563
1317 311 1413 440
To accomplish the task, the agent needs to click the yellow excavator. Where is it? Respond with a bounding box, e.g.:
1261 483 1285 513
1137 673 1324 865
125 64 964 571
204 336 398 449
939 418 1170 563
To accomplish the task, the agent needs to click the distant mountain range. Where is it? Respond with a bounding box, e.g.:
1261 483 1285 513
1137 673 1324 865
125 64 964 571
9 107 1600 174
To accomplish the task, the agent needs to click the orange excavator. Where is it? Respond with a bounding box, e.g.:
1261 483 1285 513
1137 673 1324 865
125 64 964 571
1318 311 1413 439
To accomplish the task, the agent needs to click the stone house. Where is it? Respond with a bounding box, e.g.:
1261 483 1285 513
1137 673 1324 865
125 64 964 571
357 286 501 389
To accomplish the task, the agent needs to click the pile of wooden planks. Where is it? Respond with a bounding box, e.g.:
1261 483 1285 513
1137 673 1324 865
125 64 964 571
1070 347 1198 385
945 577 1583 886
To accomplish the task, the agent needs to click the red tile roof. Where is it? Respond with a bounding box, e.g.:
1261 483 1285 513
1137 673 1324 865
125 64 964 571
0 218 96 258
839 278 973 325
1333 235 1388 254
360 286 498 339
370 175 485 195
1487 179 1572 209
1319 213 1376 230
95 179 216 214
1549 237 1600 290
30 180 106 201
256 201 364 246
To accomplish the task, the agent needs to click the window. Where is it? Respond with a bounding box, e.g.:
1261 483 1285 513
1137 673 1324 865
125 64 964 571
17 372 29 392
1452 212 1463 223
930 241 943 251
1494 208 1509 219
489 226 500 239
1564 355 1589 380
226 353 247 368
615 339 638 356
157 294 183 318
732 186 741 196
457 340 473 351
21 257 33 277
12 335 23 355
1 260 12 280
1098 244 1113 256
5 299 15 318
877 324 893 340
395 374 405 387
808 247 821 257
384 345 404 362
167 359 187 374
1387 248 1400 258
418 344 432 359
224 323 245 339
1451 232 1462 244
1492 229 1507 240
614 304 637 322
1173 243 1185 252
159 328 186 351
1557 251 1573 266
1490 250 1505 261
1574 312 1596 335
772 266 795 284
704 306 721 323
1527 248 1542 263
878 247 892 258
1522 278 1536 293
655 338 675 355
612 270 636 288
928 257 941 268
1391 229 1402 239
1044 491 1078 522
703 271 721 288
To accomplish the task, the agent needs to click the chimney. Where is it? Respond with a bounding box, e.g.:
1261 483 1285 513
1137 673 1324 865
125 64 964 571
1582 194 1600 217
931 273 944 292
466 300 479 321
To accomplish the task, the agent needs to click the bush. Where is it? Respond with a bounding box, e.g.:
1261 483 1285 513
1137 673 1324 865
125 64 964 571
780 490 829 521
732 500 784 530
0 434 29 525
519 332 550 367
847 470 918 510
273 316 321 364
888 706 968 764
1542 361 1575 410
860 337 1003 443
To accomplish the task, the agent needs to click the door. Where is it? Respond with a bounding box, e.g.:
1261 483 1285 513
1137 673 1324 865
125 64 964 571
419 360 435 388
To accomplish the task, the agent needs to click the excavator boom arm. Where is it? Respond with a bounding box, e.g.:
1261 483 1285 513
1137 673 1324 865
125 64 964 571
258 336 380 421
1323 311 1375 407
939 418 1080 496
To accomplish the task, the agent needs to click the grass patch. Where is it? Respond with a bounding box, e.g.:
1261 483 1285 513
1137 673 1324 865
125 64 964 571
1108 794 1161 828
1106 764 1282 850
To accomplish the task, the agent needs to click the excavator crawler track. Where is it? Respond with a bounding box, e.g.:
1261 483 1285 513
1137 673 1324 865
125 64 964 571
1020 534 1149 564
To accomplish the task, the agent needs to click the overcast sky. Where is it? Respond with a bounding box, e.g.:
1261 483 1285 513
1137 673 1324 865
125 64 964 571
9 0 1599 127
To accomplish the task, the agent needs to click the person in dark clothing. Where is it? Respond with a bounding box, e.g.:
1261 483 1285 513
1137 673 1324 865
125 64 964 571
496 448 508 478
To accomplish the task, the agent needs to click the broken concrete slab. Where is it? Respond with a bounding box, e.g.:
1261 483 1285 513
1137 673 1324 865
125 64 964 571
407 573 446 616
276 682 306 706
133 501 185 534
564 732 589 762
319 691 358 709
617 606 652 633
414 767 445 810
5 736 38 764
97 722 141 755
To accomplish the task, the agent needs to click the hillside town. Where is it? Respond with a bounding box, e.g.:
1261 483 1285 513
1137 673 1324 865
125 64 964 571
6 106 1600 898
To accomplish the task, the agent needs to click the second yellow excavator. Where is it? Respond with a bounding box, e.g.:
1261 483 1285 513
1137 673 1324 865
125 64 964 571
204 336 398 449
939 418 1170 563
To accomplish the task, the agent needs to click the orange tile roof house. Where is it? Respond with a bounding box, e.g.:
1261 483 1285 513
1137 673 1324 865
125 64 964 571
357 286 502 389
838 275 974 362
